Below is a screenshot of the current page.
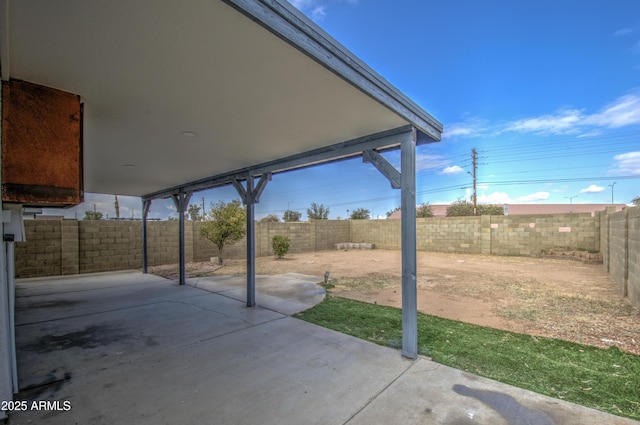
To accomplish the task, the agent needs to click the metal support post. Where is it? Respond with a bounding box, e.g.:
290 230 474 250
141 199 151 274
171 190 192 285
232 173 271 307
245 177 256 307
362 130 419 359
400 134 418 359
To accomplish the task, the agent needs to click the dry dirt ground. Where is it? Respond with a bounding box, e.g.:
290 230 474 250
149 250 640 355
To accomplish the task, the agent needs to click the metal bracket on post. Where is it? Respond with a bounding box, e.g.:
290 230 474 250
141 199 152 274
171 190 192 285
363 150 401 189
233 172 272 205
232 173 271 307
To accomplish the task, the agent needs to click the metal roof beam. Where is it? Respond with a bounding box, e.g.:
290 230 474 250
143 125 435 201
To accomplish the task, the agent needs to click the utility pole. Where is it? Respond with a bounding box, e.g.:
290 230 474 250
565 195 578 213
609 182 616 204
472 148 477 216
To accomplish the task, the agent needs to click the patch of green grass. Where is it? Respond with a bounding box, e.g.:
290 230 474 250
295 296 640 420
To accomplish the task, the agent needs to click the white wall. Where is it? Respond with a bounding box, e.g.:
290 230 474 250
0 88 13 420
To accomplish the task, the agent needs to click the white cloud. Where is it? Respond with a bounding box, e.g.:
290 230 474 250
503 109 583 135
443 125 473 138
577 131 603 138
287 0 357 21
448 91 640 139
580 184 605 193
311 5 327 20
583 92 640 128
441 165 465 175
289 0 313 9
613 27 634 37
612 151 640 175
415 153 450 172
442 119 489 139
287 0 326 20
516 191 550 202
477 192 513 204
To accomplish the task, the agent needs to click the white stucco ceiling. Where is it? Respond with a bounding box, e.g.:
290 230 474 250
1 0 441 197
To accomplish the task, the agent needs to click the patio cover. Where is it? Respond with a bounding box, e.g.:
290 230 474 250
0 0 442 410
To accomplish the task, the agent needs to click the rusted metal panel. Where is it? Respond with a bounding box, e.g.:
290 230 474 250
2 79 84 206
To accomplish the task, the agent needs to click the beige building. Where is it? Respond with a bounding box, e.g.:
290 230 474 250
388 203 628 218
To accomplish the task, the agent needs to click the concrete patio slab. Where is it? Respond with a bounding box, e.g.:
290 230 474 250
187 272 326 315
7 271 639 425
349 357 638 425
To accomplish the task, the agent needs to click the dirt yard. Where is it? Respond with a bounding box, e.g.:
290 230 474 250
149 250 640 355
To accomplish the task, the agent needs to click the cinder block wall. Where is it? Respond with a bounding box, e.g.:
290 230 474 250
202 220 350 259
351 214 599 256
16 210 638 309
259 222 310 255
627 207 640 308
312 220 351 251
489 213 599 256
608 209 628 297
12 212 608 278
628 207 640 308
418 217 482 254
351 219 401 250
146 221 178 265
79 220 142 273
600 206 640 309
61 219 79 275
15 220 62 277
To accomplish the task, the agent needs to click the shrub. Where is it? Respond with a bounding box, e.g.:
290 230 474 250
272 235 291 258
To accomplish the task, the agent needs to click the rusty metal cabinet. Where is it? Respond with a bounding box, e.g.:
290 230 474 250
2 79 83 207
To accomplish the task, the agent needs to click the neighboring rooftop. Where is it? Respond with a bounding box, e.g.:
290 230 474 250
388 203 628 218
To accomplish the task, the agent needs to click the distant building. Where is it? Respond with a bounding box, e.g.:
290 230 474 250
387 203 627 219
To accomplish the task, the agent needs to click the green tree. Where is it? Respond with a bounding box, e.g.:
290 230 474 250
446 199 474 217
478 204 504 215
416 202 434 218
386 206 401 218
349 208 370 220
272 235 290 258
187 204 202 221
307 202 330 220
283 209 302 222
632 196 640 206
446 199 504 216
260 214 280 223
83 210 104 220
199 200 246 265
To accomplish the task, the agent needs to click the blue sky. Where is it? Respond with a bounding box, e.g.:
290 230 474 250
50 0 640 220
